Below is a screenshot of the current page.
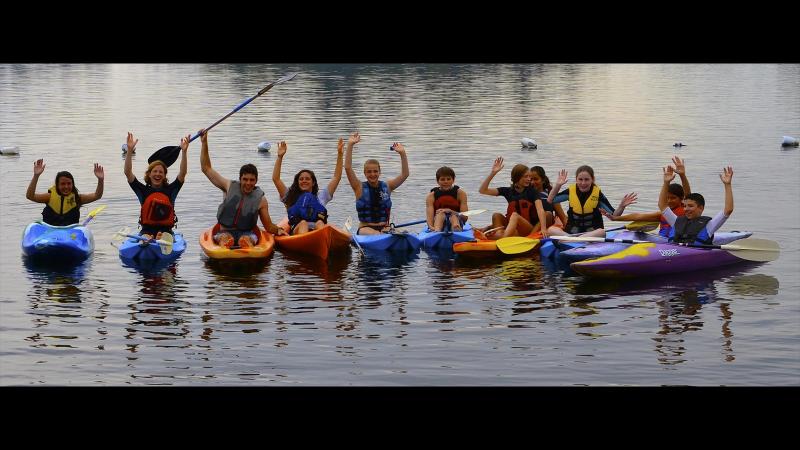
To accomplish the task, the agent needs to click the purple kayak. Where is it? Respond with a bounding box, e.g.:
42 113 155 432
570 242 747 278
559 230 753 263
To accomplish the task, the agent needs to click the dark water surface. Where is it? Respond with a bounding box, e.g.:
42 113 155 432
1 64 798 385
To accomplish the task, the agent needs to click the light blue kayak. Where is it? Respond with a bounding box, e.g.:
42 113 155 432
418 223 475 249
540 229 624 260
118 232 186 262
21 221 94 262
353 230 422 252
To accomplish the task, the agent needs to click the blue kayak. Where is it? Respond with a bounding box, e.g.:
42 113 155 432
118 232 186 262
418 223 475 249
540 229 625 260
353 230 422 252
21 221 94 262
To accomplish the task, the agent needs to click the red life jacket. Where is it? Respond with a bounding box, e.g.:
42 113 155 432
140 191 175 227
432 186 461 211
505 198 536 224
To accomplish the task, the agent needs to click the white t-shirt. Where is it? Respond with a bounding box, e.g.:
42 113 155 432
662 207 729 238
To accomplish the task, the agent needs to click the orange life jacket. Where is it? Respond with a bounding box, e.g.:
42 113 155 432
140 191 175 227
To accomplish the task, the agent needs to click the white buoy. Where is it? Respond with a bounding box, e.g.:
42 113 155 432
121 143 135 153
521 137 537 149
782 136 799 147
257 141 271 152
0 146 20 155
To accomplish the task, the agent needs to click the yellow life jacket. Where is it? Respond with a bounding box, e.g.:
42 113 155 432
568 184 600 214
42 185 80 226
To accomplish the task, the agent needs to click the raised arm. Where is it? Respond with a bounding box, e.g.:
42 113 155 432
478 157 504 196
547 169 568 205
672 155 691 197
175 134 190 183
26 159 50 203
344 131 363 198
199 130 231 192
124 132 138 183
658 165 676 212
272 141 288 199
79 163 105 204
720 166 734 216
387 142 409 191
326 137 345 196
612 192 638 217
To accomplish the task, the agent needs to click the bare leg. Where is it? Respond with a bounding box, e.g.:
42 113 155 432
216 232 234 247
293 220 310 235
449 214 462 231
433 211 446 232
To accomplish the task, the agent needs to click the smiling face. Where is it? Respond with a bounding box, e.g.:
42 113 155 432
529 171 543 191
364 162 381 185
437 175 455 191
146 163 167 188
667 192 682 210
683 199 704 220
56 175 74 196
240 173 258 195
576 170 594 192
297 171 316 192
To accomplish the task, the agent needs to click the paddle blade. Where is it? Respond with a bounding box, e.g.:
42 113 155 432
148 145 181 167
460 209 487 217
159 233 174 255
625 221 659 232
275 72 298 85
82 204 107 226
497 237 539 255
111 227 132 245
721 238 780 262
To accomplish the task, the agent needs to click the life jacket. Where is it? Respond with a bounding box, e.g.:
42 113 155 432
659 205 685 237
356 181 391 224
432 186 461 211
287 192 328 226
41 185 80 226
669 215 713 245
567 184 602 233
140 191 176 228
504 194 538 224
217 181 265 231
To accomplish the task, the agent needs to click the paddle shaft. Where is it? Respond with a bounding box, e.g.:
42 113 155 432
551 236 778 252
393 219 427 228
120 233 173 246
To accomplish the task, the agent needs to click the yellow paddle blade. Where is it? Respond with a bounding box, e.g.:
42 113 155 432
158 233 174 255
88 205 107 218
625 221 659 232
496 237 540 255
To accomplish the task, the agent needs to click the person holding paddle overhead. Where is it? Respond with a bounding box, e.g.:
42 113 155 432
659 165 734 245
344 131 410 235
26 159 105 226
601 155 692 238
426 166 469 232
124 132 188 241
478 157 549 240
546 165 637 238
199 130 286 248
271 137 344 235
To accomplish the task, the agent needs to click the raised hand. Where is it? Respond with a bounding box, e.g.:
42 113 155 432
199 129 208 144
663 165 675 183
180 134 191 152
620 192 638 208
348 131 361 147
556 169 568 186
672 156 686 175
33 159 45 176
337 137 344 156
719 166 733 184
127 132 139 152
600 209 620 220
94 163 104 180
491 157 504 174
277 141 287 157
391 142 406 155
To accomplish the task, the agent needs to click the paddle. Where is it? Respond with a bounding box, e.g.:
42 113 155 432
550 236 780 262
392 209 487 230
148 72 299 167
606 221 659 234
343 216 365 255
80 205 106 226
496 236 541 255
112 227 174 255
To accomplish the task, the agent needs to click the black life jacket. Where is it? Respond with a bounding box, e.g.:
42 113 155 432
432 186 461 211
670 215 713 245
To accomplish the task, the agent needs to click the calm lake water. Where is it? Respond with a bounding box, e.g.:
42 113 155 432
1 64 798 386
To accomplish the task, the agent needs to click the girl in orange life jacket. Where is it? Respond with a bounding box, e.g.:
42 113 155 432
272 137 344 235
26 159 105 226
124 131 189 241
426 166 469 232
601 155 692 238
546 165 638 238
529 165 568 229
344 131 410 235
199 130 286 248
478 157 549 240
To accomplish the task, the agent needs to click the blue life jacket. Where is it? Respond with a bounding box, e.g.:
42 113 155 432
287 192 328 226
356 181 391 224
669 215 713 245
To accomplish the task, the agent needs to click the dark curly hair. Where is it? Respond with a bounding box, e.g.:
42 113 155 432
283 169 319 207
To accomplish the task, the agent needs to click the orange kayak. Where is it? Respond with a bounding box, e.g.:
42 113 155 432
454 230 543 257
199 224 275 260
274 218 352 260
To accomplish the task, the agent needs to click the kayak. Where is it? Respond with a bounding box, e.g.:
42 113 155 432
353 229 422 252
540 228 631 260
453 230 542 257
118 231 187 262
559 230 753 263
570 242 747 278
418 223 476 249
274 218 352 260
21 221 94 262
199 224 274 260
